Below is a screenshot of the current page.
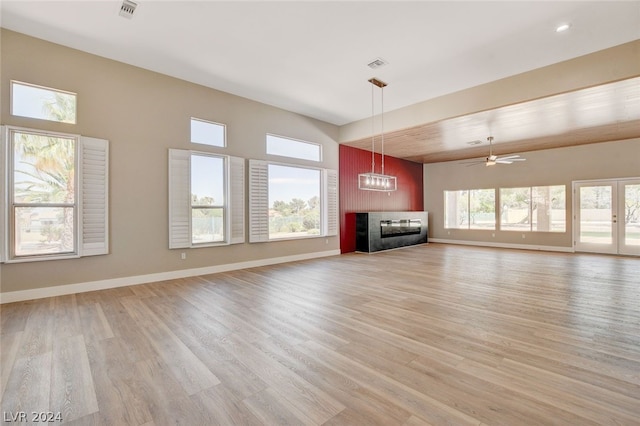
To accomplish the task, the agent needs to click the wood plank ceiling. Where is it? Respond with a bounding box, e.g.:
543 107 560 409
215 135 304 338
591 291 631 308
342 76 640 164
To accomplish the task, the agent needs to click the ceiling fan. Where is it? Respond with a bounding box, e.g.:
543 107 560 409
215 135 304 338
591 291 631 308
466 136 526 167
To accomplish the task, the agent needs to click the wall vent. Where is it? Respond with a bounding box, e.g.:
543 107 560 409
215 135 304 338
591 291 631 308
119 0 137 19
367 58 388 69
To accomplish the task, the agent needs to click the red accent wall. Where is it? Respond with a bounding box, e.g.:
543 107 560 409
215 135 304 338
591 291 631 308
340 145 424 253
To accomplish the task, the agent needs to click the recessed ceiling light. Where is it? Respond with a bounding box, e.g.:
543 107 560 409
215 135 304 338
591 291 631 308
556 23 571 33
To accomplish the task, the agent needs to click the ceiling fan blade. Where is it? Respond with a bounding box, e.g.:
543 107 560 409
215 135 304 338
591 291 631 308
496 155 521 160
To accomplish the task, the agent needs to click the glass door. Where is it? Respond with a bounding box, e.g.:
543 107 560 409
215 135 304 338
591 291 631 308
619 179 640 256
574 182 617 254
574 179 640 255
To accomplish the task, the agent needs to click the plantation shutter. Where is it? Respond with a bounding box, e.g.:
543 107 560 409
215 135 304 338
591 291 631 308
79 137 109 256
168 149 191 249
324 168 338 236
0 126 7 262
248 160 269 242
229 156 245 244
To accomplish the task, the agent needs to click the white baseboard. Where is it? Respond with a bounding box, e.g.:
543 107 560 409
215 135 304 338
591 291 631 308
430 238 574 253
0 249 341 304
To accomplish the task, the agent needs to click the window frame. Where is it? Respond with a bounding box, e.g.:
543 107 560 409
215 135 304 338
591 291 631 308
190 152 228 246
266 133 322 162
444 188 496 230
1 125 109 263
10 80 77 124
190 117 226 148
499 185 566 233
168 149 245 249
266 162 322 241
249 159 337 243
9 128 78 259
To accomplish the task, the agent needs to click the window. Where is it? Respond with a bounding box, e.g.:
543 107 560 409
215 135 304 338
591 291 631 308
191 154 225 244
500 187 531 231
444 189 495 230
1 126 109 262
191 118 225 147
168 150 244 248
266 134 321 162
11 81 77 124
248 160 337 242
268 164 321 240
500 185 566 232
444 190 468 229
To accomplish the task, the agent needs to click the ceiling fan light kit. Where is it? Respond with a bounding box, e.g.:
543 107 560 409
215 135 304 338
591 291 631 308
359 77 398 192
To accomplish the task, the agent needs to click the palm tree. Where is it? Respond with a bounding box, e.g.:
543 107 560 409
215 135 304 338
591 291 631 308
14 133 75 251
13 92 76 253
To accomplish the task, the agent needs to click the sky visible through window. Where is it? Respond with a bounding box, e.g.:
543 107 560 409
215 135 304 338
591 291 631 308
266 134 321 162
268 164 320 207
11 82 76 123
191 118 225 147
191 154 224 204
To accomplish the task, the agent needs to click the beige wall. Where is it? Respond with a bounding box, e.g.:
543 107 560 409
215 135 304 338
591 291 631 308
1 30 340 294
424 138 640 248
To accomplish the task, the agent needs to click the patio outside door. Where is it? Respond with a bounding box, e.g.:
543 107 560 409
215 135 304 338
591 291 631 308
574 179 640 255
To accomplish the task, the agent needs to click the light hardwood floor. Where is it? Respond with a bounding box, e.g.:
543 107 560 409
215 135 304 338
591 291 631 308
1 244 639 425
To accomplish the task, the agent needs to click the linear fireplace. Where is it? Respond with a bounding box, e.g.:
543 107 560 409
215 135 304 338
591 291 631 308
380 219 422 238
356 211 428 253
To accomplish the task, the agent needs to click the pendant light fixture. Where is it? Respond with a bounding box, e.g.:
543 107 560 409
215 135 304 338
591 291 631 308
358 78 397 192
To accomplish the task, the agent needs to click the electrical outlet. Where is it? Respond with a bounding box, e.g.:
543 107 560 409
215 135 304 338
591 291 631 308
181 252 186 260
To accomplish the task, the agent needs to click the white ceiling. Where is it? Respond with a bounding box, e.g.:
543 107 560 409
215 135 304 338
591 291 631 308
2 1 640 127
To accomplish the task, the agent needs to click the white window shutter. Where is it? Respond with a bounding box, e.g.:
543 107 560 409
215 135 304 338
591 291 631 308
229 156 245 244
79 136 109 256
248 160 269 242
324 168 338 236
168 149 191 249
0 126 7 262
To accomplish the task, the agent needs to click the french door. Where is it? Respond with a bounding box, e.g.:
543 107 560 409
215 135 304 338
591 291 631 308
573 179 640 255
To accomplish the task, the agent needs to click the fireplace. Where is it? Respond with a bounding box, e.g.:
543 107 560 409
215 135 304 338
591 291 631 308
356 211 428 253
380 219 422 238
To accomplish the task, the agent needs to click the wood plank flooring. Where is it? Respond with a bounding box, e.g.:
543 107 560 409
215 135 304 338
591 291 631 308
1 244 639 425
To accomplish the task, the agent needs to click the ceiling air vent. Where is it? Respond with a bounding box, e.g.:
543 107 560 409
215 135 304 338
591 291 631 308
367 58 388 69
119 0 137 19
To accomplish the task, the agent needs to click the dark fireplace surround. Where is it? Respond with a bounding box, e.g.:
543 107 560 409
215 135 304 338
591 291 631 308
356 211 428 253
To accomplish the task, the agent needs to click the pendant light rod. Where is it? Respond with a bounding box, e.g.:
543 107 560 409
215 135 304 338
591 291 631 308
359 77 396 192
368 78 387 174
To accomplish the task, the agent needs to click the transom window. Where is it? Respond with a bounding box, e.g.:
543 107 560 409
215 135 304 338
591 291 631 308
190 118 226 147
266 134 321 162
11 81 77 124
